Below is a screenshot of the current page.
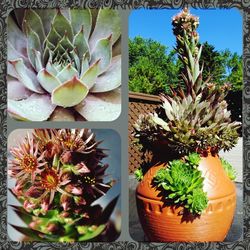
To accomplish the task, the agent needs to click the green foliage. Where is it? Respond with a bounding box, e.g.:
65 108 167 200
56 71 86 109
154 153 208 214
129 37 181 95
134 168 143 181
129 39 242 95
200 42 227 84
221 158 237 180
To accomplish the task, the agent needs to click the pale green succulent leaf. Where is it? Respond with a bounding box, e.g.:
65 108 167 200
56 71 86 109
43 41 56 64
34 9 57 35
75 91 121 121
33 50 43 72
26 24 42 70
78 225 106 241
8 15 27 56
8 94 56 121
162 100 174 120
46 24 62 48
69 50 80 72
46 61 59 75
73 27 90 61
52 10 74 42
23 9 46 42
7 62 18 78
71 9 92 40
9 58 44 94
80 53 89 77
53 43 67 58
37 69 61 93
52 76 89 107
89 9 121 50
91 36 112 74
59 34 74 51
8 41 27 62
56 63 78 83
151 114 170 131
90 55 121 93
8 76 32 100
80 59 100 89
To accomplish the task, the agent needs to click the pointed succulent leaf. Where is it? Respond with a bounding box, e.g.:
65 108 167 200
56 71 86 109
8 15 27 56
90 35 112 74
80 59 100 89
162 100 174 120
89 9 121 50
10 205 33 224
26 25 42 69
99 196 119 224
23 9 46 42
9 59 44 93
80 53 89 77
7 62 18 78
69 50 80 71
46 61 59 75
71 9 92 39
37 69 61 93
52 10 74 42
56 63 78 83
8 41 29 64
75 91 121 121
151 114 170 131
34 9 57 35
90 55 121 93
59 34 74 51
8 76 32 100
52 76 89 107
34 50 43 72
78 224 106 241
10 225 47 241
8 94 56 121
73 26 90 61
46 24 62 47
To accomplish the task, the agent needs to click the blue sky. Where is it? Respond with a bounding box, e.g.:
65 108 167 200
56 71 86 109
129 8 242 55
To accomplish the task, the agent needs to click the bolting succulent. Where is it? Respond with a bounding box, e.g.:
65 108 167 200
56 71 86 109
133 8 240 154
8 129 120 242
8 9 121 121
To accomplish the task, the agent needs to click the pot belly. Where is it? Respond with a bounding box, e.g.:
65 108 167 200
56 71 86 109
136 191 236 242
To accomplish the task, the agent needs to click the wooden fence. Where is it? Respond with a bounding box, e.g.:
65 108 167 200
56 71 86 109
128 92 161 174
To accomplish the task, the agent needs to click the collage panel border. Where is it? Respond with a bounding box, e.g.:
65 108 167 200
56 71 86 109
0 0 249 249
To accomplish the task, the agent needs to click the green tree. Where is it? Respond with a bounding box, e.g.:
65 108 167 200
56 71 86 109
199 42 226 84
222 50 243 91
129 37 180 95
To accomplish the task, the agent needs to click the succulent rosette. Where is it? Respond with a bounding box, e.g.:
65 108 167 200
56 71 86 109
8 9 121 121
8 129 120 242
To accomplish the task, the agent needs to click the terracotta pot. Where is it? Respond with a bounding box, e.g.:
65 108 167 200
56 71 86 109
136 153 236 242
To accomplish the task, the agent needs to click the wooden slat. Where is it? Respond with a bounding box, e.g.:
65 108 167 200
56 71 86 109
128 92 160 174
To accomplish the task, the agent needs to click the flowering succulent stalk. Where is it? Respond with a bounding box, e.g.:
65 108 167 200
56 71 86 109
8 129 119 242
133 8 240 154
8 9 121 121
